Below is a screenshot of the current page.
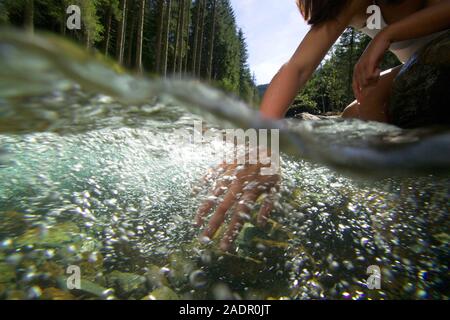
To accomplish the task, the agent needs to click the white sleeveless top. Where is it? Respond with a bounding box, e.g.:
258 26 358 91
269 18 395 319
359 6 446 63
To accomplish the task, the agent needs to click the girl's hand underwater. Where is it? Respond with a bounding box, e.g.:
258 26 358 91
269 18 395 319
195 162 280 251
353 31 392 103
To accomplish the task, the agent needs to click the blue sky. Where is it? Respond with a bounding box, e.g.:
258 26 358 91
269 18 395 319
230 0 310 85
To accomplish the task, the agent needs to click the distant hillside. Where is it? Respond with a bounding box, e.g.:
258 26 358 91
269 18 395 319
257 84 269 97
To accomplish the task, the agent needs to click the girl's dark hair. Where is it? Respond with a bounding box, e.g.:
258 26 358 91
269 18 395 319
297 0 403 26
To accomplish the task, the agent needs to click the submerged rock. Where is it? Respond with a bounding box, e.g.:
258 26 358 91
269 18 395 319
235 223 266 250
145 264 169 289
78 251 104 282
107 271 147 299
77 279 111 298
390 30 450 128
56 276 110 299
41 287 76 300
15 222 79 248
5 290 26 300
166 252 196 289
291 112 340 121
0 262 15 284
107 240 148 273
0 211 27 238
37 260 65 279
145 286 179 300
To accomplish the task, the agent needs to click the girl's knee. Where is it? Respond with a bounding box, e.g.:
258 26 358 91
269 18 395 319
342 102 360 119
342 100 389 122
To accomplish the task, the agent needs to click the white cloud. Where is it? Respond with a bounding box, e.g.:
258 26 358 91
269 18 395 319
231 0 310 84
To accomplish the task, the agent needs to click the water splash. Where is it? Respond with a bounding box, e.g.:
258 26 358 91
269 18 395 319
1 28 449 177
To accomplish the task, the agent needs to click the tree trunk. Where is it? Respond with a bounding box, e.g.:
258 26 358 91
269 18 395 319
155 0 165 73
104 5 113 55
135 0 146 73
206 0 217 81
190 0 202 73
24 0 34 34
85 31 90 49
162 0 172 77
195 0 205 77
60 13 66 35
172 0 183 74
182 0 191 74
126 2 138 68
116 0 128 65
177 0 187 75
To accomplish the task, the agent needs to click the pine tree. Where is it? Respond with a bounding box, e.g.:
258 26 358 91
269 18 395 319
103 3 112 55
194 0 205 77
172 0 183 74
135 0 146 73
116 0 128 64
206 0 217 81
161 0 172 76
126 0 138 67
155 0 165 73
77 0 104 49
190 0 200 74
24 0 34 33
0 0 258 101
182 0 191 74
238 29 254 103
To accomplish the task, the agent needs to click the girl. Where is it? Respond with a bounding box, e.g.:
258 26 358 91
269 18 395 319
261 0 450 123
196 0 450 250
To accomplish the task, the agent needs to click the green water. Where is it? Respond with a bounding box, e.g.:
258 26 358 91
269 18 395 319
0 29 449 300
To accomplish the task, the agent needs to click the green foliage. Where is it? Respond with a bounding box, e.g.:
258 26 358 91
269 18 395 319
1 0 26 24
0 0 9 24
238 29 257 104
74 0 105 46
0 0 257 103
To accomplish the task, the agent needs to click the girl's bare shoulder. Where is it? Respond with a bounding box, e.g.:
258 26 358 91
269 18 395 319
343 0 372 29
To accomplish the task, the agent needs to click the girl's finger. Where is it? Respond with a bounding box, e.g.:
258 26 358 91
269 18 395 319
220 192 259 251
195 184 227 226
201 180 243 240
195 165 238 226
257 182 279 227
370 68 381 81
195 177 235 227
257 197 273 227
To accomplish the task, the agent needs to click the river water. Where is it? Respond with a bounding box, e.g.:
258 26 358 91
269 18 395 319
0 29 448 300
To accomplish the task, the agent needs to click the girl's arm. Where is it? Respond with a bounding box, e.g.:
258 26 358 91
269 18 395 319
354 0 450 101
259 15 350 119
383 0 450 43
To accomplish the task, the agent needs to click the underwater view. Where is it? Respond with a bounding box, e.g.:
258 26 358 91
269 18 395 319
0 29 449 301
